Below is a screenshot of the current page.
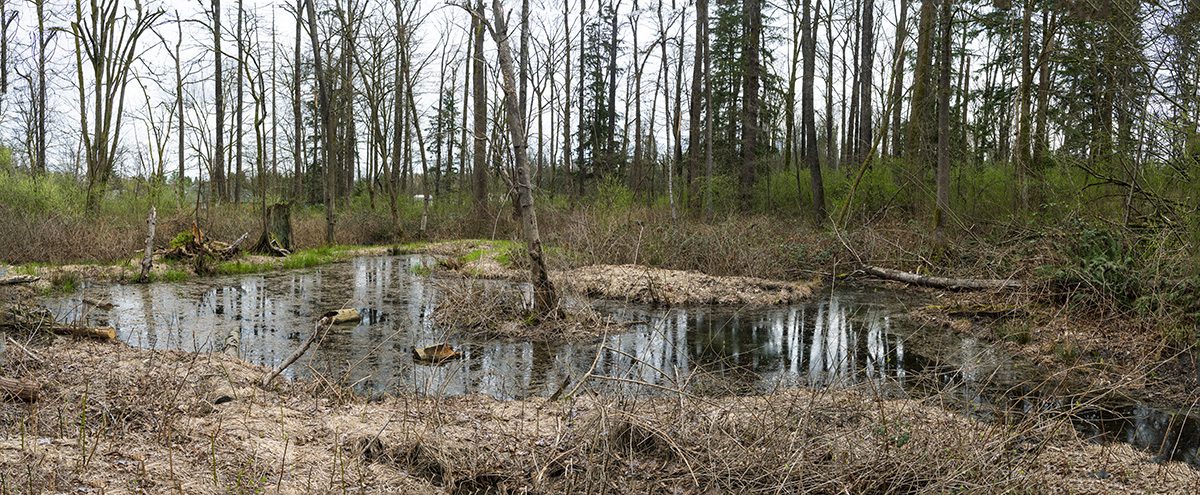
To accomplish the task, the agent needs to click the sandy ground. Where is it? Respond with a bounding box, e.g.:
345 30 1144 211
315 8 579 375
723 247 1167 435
0 336 1197 494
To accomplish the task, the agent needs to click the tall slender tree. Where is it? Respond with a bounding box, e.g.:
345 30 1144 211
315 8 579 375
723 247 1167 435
487 0 559 317
472 0 489 215
934 0 951 240
803 0 825 222
213 0 227 202
856 0 874 166
739 0 762 210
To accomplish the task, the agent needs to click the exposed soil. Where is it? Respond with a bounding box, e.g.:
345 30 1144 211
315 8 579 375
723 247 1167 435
0 337 1195 494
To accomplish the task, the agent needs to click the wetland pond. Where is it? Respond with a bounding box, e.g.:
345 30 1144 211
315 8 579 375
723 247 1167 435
44 255 1199 466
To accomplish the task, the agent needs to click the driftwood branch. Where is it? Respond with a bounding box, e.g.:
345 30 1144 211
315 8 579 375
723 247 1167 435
221 232 250 258
261 321 331 387
0 275 40 286
861 265 1022 290
0 376 40 401
0 305 117 340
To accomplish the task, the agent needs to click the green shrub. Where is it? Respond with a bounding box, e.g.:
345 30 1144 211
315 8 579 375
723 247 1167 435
1042 226 1139 310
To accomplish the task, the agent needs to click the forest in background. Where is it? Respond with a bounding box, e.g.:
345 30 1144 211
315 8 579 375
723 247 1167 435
0 0 1198 337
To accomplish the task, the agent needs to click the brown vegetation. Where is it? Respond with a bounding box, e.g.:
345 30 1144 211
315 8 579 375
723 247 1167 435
0 337 1195 494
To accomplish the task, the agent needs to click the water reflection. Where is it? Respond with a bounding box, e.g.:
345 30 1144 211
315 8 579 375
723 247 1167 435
48 256 913 399
40 255 1200 466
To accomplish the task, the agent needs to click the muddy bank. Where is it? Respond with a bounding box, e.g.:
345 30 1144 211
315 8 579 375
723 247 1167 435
1 337 1195 494
891 284 1200 408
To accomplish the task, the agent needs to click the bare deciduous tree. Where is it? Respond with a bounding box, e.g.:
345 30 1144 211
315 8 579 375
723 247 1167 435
73 0 164 213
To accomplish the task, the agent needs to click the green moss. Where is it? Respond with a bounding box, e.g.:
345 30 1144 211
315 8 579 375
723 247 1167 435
410 264 432 276
169 231 194 249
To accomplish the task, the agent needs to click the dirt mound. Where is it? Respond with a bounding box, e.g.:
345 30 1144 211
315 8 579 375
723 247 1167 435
560 264 817 306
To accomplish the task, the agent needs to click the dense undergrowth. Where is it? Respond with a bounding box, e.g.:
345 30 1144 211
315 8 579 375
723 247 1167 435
1 164 1197 344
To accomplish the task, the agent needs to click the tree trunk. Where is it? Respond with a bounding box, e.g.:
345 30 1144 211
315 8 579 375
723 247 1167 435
175 16 186 202
688 0 706 212
907 0 937 165
1033 10 1055 172
488 0 559 317
292 0 304 201
235 0 244 205
1014 0 1033 211
803 0 825 222
34 0 46 175
138 207 156 283
889 0 909 157
825 0 836 169
934 0 951 241
856 0 874 167
740 0 762 211
472 1 489 217
302 0 335 244
214 0 227 202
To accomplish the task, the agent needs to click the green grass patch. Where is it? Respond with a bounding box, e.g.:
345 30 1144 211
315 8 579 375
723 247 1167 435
154 269 191 282
11 263 45 276
214 260 272 276
48 272 80 294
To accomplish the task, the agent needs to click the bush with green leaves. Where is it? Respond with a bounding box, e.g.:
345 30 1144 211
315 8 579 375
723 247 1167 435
1042 226 1140 311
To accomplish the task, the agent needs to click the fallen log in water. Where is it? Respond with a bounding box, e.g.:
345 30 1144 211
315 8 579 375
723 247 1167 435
0 305 117 341
0 376 39 401
861 265 1022 291
0 275 40 286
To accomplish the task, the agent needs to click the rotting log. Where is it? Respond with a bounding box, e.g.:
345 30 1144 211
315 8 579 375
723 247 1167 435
0 275 40 286
0 376 39 401
221 232 250 258
157 223 248 264
861 265 1022 290
413 343 462 364
0 305 117 341
222 328 240 357
319 308 362 325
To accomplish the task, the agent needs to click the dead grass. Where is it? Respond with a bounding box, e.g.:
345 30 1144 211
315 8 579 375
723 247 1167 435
430 278 617 341
0 337 1195 494
560 264 817 306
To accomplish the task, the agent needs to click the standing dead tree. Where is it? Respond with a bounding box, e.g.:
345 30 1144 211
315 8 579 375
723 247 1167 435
459 0 560 318
73 0 164 214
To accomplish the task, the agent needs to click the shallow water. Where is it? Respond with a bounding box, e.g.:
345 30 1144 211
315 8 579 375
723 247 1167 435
44 255 1199 465
48 256 924 399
